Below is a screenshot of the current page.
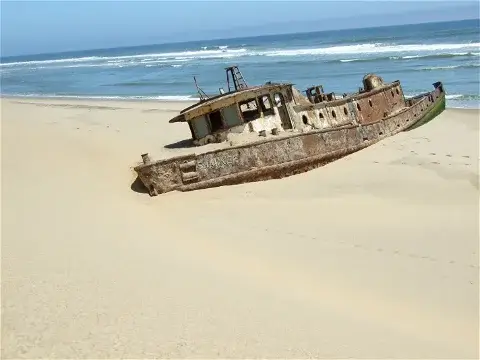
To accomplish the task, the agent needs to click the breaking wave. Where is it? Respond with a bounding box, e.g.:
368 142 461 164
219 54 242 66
0 48 248 68
2 42 479 70
259 43 480 57
417 64 480 71
2 93 199 101
6 92 478 105
331 52 480 64
445 94 480 101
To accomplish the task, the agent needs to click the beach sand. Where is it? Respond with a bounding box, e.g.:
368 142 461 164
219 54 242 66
1 97 479 358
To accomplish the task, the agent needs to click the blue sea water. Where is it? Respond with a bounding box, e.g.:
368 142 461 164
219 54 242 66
1 19 479 108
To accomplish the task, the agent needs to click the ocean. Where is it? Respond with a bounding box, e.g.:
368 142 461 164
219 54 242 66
1 19 479 108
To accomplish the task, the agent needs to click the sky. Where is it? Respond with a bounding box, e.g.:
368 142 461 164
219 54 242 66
1 0 479 57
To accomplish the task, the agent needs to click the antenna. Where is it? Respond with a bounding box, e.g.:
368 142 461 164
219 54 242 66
193 76 209 101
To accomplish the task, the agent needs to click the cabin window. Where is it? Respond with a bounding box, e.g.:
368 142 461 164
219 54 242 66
208 110 224 133
259 95 275 116
191 115 210 139
221 104 242 127
239 98 260 122
274 93 283 107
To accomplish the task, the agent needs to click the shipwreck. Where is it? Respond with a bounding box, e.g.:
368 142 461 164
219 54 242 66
134 65 446 196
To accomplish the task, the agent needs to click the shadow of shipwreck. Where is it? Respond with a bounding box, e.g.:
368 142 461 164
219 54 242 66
130 176 149 195
164 138 195 149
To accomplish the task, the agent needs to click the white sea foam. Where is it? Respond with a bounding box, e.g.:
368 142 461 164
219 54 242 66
404 93 466 100
4 92 478 107
421 63 480 71
2 93 199 101
426 65 459 70
0 56 103 67
0 49 248 68
2 42 479 69
260 42 480 57
446 94 465 100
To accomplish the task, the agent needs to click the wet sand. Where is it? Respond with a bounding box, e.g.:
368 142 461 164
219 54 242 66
2 97 479 358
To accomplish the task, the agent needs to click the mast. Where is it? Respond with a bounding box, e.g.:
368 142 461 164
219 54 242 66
225 66 248 92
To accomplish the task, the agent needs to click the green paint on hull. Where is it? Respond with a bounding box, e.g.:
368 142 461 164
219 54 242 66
404 93 446 131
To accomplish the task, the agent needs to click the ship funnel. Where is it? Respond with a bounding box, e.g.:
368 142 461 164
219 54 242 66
363 74 384 91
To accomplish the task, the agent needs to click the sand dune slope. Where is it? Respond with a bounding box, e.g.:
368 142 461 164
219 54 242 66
2 98 479 358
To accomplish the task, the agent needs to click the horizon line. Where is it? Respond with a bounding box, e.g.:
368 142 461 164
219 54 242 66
1 17 478 59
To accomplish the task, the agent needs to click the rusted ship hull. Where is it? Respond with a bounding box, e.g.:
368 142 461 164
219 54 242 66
135 83 445 196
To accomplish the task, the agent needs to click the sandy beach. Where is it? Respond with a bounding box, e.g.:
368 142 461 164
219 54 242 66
1 97 479 358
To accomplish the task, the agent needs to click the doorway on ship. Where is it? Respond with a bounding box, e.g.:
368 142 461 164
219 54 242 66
274 92 292 130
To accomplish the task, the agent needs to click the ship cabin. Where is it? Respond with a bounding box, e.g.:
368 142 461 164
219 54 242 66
169 67 298 145
169 66 409 146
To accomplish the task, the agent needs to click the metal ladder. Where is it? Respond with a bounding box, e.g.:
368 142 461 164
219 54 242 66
225 66 248 92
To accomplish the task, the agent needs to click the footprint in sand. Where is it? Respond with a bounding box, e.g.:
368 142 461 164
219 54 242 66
446 154 452 157
462 155 470 159
429 152 436 156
